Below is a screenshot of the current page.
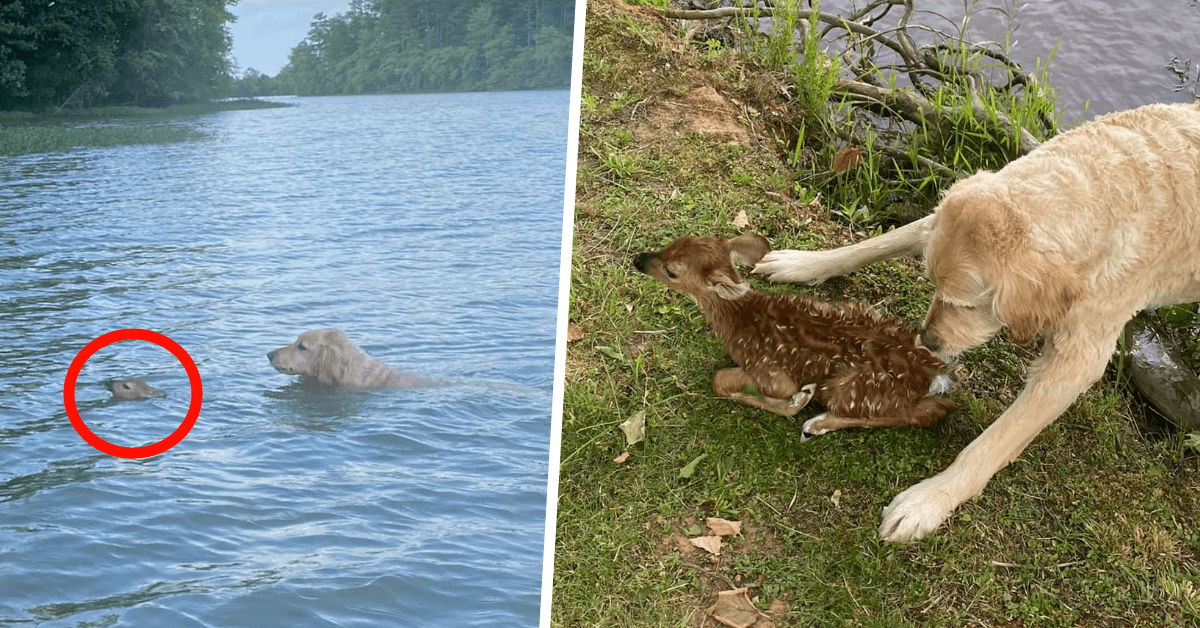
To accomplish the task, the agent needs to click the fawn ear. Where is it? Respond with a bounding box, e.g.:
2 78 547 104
728 233 771 266
708 269 749 300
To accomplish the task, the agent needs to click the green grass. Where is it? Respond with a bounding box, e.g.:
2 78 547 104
0 124 208 157
554 1 1200 626
0 99 291 157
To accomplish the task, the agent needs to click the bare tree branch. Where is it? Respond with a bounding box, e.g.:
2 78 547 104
659 1 1052 160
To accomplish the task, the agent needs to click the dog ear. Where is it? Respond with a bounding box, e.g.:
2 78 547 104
728 233 771 266
314 346 341 385
994 260 1083 345
708 269 750 300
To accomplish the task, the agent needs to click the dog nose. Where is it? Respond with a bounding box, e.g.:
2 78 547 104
632 253 653 273
267 349 276 360
919 330 940 353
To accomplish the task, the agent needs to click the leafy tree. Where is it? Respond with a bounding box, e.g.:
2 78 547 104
0 0 237 110
274 0 574 96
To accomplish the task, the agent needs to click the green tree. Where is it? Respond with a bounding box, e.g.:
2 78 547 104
114 0 237 105
273 0 574 96
0 0 238 110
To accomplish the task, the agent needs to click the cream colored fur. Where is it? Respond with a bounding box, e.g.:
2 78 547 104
754 102 1200 541
268 328 431 390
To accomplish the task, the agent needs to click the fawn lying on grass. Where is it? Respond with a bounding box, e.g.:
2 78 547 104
634 233 952 437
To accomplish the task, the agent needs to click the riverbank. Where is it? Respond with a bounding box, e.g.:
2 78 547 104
555 1 1200 626
0 99 290 157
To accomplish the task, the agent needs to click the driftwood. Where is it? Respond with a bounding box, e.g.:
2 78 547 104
661 0 1056 180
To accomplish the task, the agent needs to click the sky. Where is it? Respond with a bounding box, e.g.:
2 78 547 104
228 0 352 76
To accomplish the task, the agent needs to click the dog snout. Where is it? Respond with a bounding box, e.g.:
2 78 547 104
632 252 654 273
267 349 277 361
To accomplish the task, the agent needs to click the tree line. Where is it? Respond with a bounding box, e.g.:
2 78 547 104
231 0 575 98
0 0 236 110
0 0 574 111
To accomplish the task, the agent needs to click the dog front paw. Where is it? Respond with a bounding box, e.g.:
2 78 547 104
752 250 831 285
878 477 957 542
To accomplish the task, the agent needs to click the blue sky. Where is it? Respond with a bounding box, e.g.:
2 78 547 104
228 0 351 76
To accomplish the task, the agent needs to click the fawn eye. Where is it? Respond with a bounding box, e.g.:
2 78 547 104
665 269 678 280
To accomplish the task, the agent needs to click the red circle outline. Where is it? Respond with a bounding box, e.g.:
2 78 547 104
63 329 202 458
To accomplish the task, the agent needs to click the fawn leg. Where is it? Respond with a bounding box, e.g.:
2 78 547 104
803 397 954 436
713 368 812 417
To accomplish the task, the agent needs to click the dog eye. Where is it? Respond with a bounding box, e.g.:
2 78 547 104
298 343 308 351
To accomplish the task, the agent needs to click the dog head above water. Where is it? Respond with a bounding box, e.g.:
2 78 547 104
104 378 165 400
633 233 772 301
267 328 431 390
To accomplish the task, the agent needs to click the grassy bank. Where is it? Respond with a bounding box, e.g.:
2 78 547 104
0 99 290 157
554 1 1200 626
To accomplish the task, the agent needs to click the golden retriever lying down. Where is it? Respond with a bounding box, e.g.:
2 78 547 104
754 102 1200 542
268 328 432 390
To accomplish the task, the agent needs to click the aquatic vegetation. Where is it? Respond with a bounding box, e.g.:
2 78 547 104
0 100 288 156
0 124 206 157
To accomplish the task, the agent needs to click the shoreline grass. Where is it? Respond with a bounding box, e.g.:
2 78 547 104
0 99 291 157
554 1 1200 626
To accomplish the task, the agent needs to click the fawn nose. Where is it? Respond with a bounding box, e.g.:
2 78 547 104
919 329 940 353
632 253 653 273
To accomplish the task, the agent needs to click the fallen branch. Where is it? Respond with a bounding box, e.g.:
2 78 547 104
659 0 1054 165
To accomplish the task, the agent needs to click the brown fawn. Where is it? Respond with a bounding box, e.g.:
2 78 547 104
634 233 952 437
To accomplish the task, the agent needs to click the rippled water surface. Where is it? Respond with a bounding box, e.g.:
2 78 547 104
0 91 567 626
828 0 1198 120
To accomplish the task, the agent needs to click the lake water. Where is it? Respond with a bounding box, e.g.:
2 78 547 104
826 0 1198 121
0 90 568 627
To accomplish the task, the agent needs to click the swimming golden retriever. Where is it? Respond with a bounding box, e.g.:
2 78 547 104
267 328 431 390
753 102 1200 541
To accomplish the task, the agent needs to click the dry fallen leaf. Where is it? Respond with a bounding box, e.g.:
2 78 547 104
619 410 646 446
706 517 743 537
689 535 722 555
732 209 749 229
566 321 585 343
707 587 761 628
613 451 630 464
833 145 862 173
830 489 842 509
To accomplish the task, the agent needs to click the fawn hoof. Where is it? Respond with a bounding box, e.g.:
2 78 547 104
787 383 817 413
801 414 832 440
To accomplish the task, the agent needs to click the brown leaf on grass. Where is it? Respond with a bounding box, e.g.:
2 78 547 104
833 145 862 173
732 209 749 229
566 321 585 343
613 451 631 464
706 517 743 537
689 535 722 555
706 588 761 628
830 489 842 509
